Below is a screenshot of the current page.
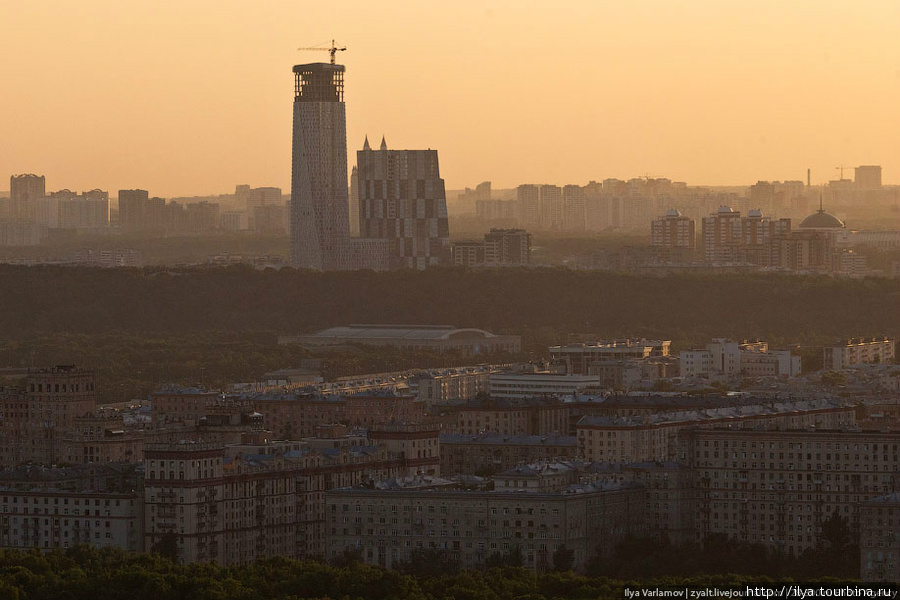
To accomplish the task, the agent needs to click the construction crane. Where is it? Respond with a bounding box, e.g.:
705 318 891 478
297 40 346 64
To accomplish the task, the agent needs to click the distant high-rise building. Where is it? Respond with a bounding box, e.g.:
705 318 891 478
516 185 540 229
50 189 109 230
854 165 882 190
245 186 282 211
702 206 742 263
290 62 351 270
117 190 169 232
702 206 792 266
538 184 563 230
10 174 45 221
118 189 149 230
356 139 450 269
456 181 491 214
562 184 585 231
234 184 251 209
651 209 695 250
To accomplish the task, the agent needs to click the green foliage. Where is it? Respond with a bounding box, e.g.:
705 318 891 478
150 532 179 561
551 544 575 572
0 266 896 346
0 265 895 401
0 545 864 600
821 371 847 388
484 546 523 569
395 548 461 578
587 533 860 580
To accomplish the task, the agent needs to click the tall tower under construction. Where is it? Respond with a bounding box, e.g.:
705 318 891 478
290 62 351 270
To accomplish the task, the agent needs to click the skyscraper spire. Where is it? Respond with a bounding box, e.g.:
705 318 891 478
363 135 370 151
380 135 387 151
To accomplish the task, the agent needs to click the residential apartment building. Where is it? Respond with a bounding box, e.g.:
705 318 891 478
439 434 578 476
150 388 222 426
413 367 493 408
824 338 896 370
143 426 440 565
549 339 671 375
859 493 899 582
249 390 426 440
441 397 570 437
680 428 900 556
144 442 296 565
325 480 644 572
701 207 789 265
9 173 45 220
577 398 856 464
53 189 109 229
651 209 696 251
451 229 532 267
0 366 97 467
0 463 143 552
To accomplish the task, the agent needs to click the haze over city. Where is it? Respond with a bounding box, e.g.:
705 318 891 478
2 0 898 197
1 1 900 594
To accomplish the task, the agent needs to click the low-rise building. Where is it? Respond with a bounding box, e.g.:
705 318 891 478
489 371 602 399
680 339 800 378
550 339 671 375
451 229 531 267
414 367 494 408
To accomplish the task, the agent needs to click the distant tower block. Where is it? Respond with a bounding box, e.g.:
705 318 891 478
854 165 882 190
356 140 451 269
290 62 351 270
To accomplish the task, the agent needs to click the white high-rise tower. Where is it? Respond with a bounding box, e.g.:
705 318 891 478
290 62 351 270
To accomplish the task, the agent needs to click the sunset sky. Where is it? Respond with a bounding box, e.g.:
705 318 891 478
1 1 897 197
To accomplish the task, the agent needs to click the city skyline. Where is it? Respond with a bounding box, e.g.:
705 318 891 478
1 1 898 197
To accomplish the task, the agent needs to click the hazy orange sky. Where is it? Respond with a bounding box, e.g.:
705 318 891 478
1 1 898 197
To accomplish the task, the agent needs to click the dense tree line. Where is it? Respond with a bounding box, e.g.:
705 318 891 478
0 546 863 600
0 265 896 399
0 333 521 405
0 265 896 345
589 516 859 580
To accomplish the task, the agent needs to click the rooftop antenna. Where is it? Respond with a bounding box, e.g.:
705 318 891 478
297 39 347 64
